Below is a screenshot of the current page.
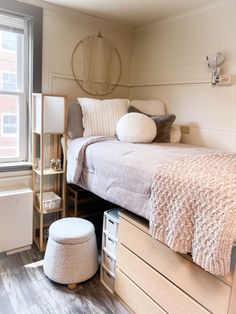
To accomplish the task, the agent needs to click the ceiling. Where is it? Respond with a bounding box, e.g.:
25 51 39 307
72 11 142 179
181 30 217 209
41 0 219 27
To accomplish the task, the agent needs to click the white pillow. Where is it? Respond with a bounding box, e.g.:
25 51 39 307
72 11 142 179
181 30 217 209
78 98 129 137
116 113 157 143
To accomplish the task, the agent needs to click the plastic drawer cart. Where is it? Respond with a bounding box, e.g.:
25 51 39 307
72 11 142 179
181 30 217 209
100 209 119 293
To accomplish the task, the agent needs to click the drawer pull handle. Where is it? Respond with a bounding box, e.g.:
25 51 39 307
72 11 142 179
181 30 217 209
108 219 114 224
107 255 112 261
106 272 111 278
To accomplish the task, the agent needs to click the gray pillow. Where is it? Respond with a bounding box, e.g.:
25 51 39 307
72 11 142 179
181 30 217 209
68 100 84 139
128 105 176 143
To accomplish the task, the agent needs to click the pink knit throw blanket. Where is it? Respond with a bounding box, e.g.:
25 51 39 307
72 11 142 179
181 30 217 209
150 152 236 276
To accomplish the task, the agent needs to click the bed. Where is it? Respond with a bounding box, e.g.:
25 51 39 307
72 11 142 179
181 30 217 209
66 98 236 314
67 138 214 220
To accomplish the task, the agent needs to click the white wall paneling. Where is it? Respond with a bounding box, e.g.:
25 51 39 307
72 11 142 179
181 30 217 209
41 4 133 99
47 72 130 100
130 0 236 151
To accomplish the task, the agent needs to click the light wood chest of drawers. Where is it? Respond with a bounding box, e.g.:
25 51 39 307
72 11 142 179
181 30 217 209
115 210 236 314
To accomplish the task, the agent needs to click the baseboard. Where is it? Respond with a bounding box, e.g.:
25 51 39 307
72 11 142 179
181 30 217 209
6 245 32 255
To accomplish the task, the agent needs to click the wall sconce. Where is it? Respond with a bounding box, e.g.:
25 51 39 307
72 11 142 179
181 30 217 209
206 52 224 86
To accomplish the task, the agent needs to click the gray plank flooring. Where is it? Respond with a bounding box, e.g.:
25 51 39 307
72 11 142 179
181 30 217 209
0 247 129 314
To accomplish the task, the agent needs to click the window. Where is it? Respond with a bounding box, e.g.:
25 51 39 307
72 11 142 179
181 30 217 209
0 12 31 162
2 72 17 92
1 114 17 136
2 31 17 51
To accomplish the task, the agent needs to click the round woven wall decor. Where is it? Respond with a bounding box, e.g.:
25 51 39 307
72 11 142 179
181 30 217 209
71 33 122 96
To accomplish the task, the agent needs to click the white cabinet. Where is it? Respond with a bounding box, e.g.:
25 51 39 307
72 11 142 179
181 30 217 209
100 209 119 293
0 188 33 253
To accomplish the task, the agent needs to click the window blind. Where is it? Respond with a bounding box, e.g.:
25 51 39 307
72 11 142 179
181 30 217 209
0 12 24 34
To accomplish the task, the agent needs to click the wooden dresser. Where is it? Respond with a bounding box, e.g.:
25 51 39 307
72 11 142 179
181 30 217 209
115 210 236 314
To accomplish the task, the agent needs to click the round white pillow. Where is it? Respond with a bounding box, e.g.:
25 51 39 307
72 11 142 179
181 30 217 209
116 113 157 143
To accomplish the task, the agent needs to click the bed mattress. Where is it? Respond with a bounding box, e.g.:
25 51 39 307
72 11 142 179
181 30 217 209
68 137 214 220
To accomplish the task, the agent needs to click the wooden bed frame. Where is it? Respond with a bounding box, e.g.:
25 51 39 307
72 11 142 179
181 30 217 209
114 210 236 314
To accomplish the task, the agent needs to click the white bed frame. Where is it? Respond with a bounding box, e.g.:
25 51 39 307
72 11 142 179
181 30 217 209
114 210 236 314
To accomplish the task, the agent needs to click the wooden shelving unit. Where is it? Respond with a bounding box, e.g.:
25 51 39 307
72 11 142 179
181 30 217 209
32 93 67 252
33 169 65 176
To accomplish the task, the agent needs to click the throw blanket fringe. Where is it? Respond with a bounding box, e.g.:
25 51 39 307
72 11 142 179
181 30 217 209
150 152 236 276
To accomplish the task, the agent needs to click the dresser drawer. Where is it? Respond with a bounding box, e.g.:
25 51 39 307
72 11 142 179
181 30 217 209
117 243 209 314
115 269 165 314
118 216 231 314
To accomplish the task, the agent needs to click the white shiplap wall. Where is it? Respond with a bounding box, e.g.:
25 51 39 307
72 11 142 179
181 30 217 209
41 2 133 99
130 0 236 152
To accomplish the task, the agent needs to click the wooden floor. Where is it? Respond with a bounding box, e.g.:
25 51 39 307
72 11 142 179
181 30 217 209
0 246 129 314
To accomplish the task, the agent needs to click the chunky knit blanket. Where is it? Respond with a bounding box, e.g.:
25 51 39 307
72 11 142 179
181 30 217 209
150 152 236 276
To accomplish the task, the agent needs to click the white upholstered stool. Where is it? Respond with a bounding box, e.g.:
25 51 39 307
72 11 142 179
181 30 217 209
43 217 98 289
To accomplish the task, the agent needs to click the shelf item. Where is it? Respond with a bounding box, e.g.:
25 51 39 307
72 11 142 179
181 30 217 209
36 191 61 212
100 209 119 293
32 93 67 252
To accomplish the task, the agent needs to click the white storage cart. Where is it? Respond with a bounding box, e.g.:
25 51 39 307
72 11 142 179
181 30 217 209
100 209 119 293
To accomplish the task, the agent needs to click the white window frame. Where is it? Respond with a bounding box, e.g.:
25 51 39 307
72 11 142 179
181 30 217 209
0 13 31 163
1 113 17 137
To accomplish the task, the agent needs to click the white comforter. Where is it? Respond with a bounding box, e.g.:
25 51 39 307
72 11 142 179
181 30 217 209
67 136 213 220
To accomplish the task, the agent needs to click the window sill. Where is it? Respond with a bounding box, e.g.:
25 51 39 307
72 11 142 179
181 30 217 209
0 162 32 172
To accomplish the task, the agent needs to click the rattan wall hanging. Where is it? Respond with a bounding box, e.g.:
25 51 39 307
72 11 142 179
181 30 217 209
71 32 122 96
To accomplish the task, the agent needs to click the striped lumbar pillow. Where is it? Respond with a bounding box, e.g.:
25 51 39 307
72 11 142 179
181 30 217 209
78 98 129 137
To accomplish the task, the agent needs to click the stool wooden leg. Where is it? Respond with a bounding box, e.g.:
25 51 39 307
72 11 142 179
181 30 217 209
68 283 77 290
